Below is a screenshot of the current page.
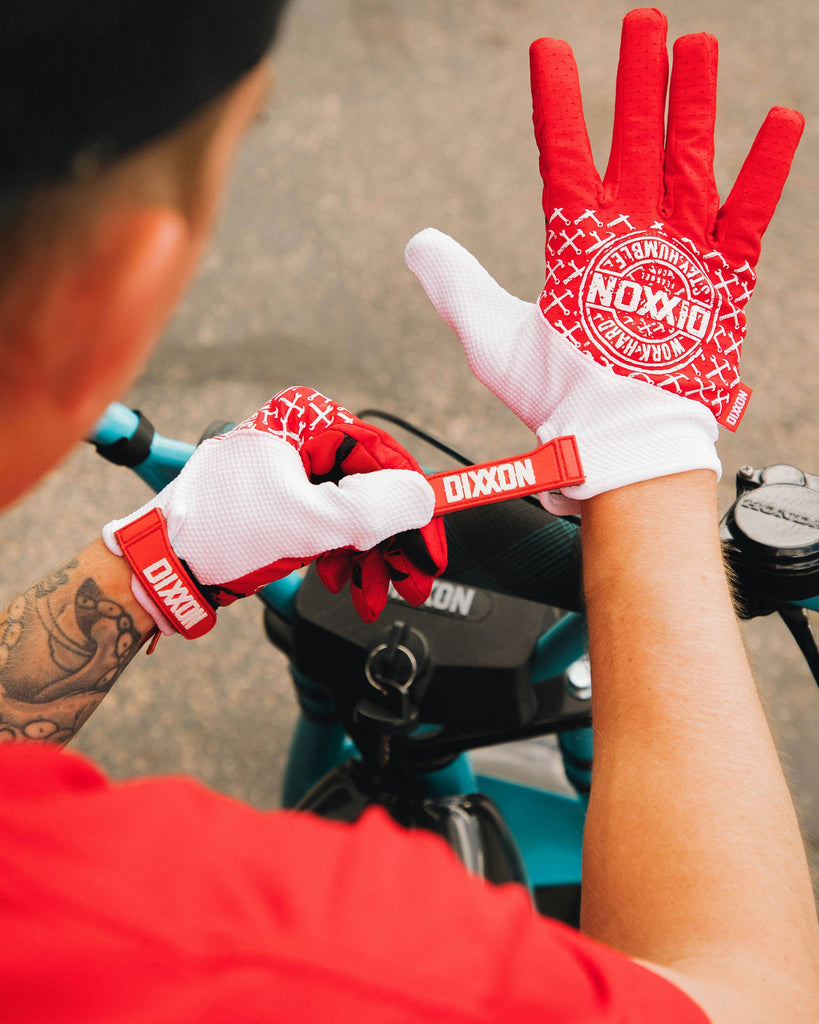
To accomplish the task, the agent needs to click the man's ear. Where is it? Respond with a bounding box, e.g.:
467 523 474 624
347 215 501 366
0 205 191 507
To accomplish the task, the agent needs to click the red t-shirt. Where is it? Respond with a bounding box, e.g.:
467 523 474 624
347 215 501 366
0 744 707 1023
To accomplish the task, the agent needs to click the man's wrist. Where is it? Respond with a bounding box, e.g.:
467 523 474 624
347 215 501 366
584 468 719 514
581 470 724 598
85 538 159 639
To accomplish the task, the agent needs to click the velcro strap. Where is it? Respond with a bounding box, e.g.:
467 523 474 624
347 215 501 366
114 509 217 639
429 436 585 515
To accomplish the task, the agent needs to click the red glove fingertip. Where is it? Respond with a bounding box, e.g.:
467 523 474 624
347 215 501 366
390 567 434 608
349 550 391 623
419 519 448 575
315 549 354 594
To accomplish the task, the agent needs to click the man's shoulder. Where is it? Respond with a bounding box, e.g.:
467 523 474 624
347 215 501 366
0 745 706 1023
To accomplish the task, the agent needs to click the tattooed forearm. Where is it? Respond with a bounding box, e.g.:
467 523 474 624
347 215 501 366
0 544 152 744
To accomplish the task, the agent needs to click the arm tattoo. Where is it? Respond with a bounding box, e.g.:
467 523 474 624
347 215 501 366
0 561 143 744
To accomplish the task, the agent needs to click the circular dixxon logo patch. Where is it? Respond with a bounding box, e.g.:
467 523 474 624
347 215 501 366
577 231 718 374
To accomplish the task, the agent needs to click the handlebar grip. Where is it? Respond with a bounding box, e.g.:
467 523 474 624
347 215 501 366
441 498 583 613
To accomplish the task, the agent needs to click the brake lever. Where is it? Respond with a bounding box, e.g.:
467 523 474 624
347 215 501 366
778 606 819 691
428 436 584 516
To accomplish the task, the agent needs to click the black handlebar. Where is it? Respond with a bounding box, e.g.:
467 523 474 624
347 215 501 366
442 499 584 614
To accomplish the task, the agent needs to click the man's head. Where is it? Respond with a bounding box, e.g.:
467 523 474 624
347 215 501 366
0 0 289 509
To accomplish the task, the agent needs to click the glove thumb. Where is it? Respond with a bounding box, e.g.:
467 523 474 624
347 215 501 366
404 228 532 388
335 468 435 551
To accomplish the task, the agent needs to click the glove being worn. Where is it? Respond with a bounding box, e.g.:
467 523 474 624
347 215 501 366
103 387 447 635
405 9 803 514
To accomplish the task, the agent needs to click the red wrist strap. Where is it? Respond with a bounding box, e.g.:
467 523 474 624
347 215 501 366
429 436 584 515
114 508 217 639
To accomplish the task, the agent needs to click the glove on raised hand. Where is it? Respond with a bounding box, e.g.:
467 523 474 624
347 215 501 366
103 387 447 634
405 9 803 514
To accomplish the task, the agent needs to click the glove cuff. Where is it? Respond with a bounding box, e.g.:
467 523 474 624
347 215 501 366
536 385 721 509
108 508 217 639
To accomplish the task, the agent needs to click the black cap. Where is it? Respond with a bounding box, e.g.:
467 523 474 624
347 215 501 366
0 0 288 214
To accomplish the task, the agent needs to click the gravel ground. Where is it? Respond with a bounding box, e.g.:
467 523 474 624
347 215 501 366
2 0 817 889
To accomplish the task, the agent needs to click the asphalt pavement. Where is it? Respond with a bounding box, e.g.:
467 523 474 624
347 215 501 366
2 0 817 886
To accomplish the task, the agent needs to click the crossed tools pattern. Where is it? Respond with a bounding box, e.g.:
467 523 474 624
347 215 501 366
540 209 756 422
228 388 357 450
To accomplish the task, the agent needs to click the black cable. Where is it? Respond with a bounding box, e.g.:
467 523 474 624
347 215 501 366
778 606 819 691
357 409 475 467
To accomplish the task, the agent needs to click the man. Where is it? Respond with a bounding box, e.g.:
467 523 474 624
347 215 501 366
0 4 816 1022
0 0 447 739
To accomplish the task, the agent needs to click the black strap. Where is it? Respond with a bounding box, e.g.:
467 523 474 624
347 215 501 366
93 410 154 468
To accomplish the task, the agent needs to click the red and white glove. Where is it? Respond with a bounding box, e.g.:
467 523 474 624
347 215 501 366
103 387 447 634
405 9 803 514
